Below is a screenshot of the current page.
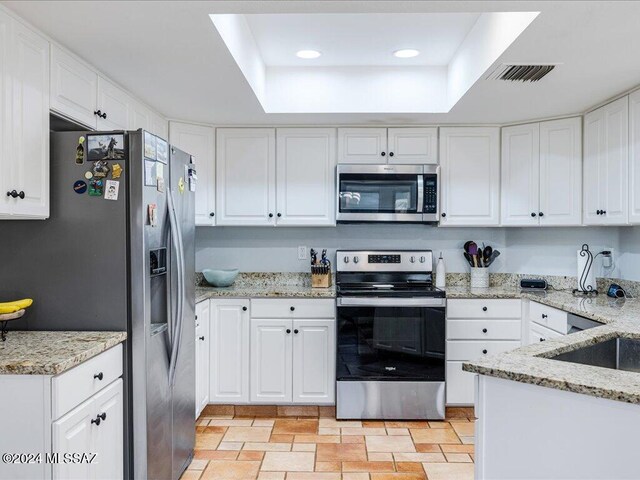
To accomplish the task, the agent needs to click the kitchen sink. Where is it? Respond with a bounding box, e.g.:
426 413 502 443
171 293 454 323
550 337 640 373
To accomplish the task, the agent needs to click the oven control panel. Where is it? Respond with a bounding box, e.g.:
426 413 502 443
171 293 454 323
337 250 433 272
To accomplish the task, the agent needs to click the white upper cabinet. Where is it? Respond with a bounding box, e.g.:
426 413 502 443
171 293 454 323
50 45 98 128
439 127 500 226
501 123 540 226
128 99 151 132
151 112 168 140
583 96 629 225
387 127 438 164
629 90 640 224
539 117 582 226
170 122 216 226
338 127 437 164
0 12 50 220
501 118 582 226
96 76 131 130
216 128 276 226
338 128 387 164
276 128 336 226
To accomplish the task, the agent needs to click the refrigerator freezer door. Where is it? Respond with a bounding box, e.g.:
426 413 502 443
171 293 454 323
169 145 196 480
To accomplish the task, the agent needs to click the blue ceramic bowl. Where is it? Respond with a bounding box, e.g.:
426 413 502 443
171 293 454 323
202 269 239 287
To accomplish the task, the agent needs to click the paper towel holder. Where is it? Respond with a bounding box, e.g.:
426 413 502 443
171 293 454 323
573 243 598 296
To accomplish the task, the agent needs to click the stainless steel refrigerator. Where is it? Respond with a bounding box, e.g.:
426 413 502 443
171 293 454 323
0 130 196 479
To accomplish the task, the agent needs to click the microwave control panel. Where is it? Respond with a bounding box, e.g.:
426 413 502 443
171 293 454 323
423 174 438 214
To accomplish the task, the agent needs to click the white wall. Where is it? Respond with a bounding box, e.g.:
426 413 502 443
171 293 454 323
619 227 640 281
195 225 620 276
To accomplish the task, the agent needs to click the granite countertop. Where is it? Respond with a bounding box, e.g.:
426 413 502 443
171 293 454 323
0 331 127 375
196 284 336 303
457 286 640 404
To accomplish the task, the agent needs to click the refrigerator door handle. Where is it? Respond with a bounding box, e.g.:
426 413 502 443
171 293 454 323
167 189 185 387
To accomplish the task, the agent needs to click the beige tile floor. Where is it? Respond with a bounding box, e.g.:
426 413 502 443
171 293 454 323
181 408 475 480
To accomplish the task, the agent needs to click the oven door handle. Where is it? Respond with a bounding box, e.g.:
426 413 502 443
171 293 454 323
337 297 446 308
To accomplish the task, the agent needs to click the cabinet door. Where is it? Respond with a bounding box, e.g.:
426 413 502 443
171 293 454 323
216 128 276 226
0 12 12 217
250 318 292 403
292 319 335 404
501 123 540 226
195 301 210 414
583 97 629 225
50 45 98 128
439 127 500 226
128 99 151 132
276 128 336 226
170 122 216 225
96 76 131 130
52 396 95 480
151 112 168 140
629 91 640 224
387 127 438 164
337 128 388 164
92 379 123 480
210 300 249 403
539 117 582 226
8 20 49 219
446 361 477 406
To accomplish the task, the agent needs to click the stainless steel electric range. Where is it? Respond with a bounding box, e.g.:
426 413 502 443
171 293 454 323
335 250 446 420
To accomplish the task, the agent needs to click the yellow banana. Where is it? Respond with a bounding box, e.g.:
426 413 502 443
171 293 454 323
0 305 22 314
0 298 33 310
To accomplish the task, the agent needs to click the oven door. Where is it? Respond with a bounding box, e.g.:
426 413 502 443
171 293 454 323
336 297 445 382
337 165 424 222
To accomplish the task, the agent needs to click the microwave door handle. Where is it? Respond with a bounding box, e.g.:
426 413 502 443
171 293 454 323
417 175 424 213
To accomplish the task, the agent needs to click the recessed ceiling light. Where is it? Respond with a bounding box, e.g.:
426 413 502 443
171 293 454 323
296 50 322 59
393 49 420 59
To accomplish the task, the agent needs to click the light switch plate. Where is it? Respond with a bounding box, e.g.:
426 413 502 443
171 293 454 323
298 246 307 260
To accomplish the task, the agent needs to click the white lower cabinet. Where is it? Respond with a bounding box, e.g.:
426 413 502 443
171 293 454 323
446 299 522 406
195 301 211 416
209 299 250 404
292 319 336 404
251 318 293 403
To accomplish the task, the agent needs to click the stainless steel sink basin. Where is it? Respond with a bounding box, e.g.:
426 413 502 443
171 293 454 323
550 337 640 373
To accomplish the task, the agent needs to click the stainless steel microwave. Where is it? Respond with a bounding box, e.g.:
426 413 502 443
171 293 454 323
336 164 440 223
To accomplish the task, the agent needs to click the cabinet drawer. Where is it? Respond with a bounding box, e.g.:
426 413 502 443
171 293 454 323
446 361 477 406
447 319 521 341
251 299 335 318
446 340 521 361
529 322 563 344
52 344 123 420
447 299 521 319
529 301 568 334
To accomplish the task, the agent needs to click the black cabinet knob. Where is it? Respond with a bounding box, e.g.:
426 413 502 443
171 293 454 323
209 212 215 217
242 306 247 311
290 306 295 311
6 190 23 199
195 315 198 320
389 152 394 157
94 372 104 380
540 338 546 342
482 349 488 354
286 329 291 334
381 152 386 156
539 212 544 217
102 112 107 119
94 110 102 117
277 213 282 217
603 210 606 215
91 417 101 426
268 213 273 218
482 306 487 312
294 329 299 334
98 412 106 421
482 328 488 333
531 212 537 217
18 191 24 199
91 413 106 426
542 314 548 319
441 213 446 217
199 336 205 341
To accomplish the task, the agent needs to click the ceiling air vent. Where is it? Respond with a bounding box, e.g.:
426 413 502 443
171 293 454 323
486 64 557 82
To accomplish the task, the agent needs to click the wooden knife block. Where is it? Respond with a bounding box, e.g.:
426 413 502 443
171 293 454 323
311 272 332 288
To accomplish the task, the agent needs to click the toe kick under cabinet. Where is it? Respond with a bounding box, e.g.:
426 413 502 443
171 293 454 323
446 299 522 406
0 344 124 480
201 298 336 407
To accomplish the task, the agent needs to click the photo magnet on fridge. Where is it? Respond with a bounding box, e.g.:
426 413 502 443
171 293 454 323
156 138 168 164
73 180 87 194
104 180 120 201
144 131 157 160
87 134 125 161
75 136 85 165
88 178 104 197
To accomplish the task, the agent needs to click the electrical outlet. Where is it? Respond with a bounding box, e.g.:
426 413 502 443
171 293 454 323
602 247 614 269
298 246 307 261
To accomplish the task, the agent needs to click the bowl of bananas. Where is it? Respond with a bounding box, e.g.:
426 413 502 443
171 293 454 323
0 298 33 341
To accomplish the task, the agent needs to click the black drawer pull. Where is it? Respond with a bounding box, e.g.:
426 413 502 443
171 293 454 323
286 329 291 334
542 314 548 319
290 306 295 311
199 336 205 341
482 328 488 333
482 307 487 312
242 306 248 311
482 349 488 354
294 329 299 334
94 372 104 380
540 338 546 342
